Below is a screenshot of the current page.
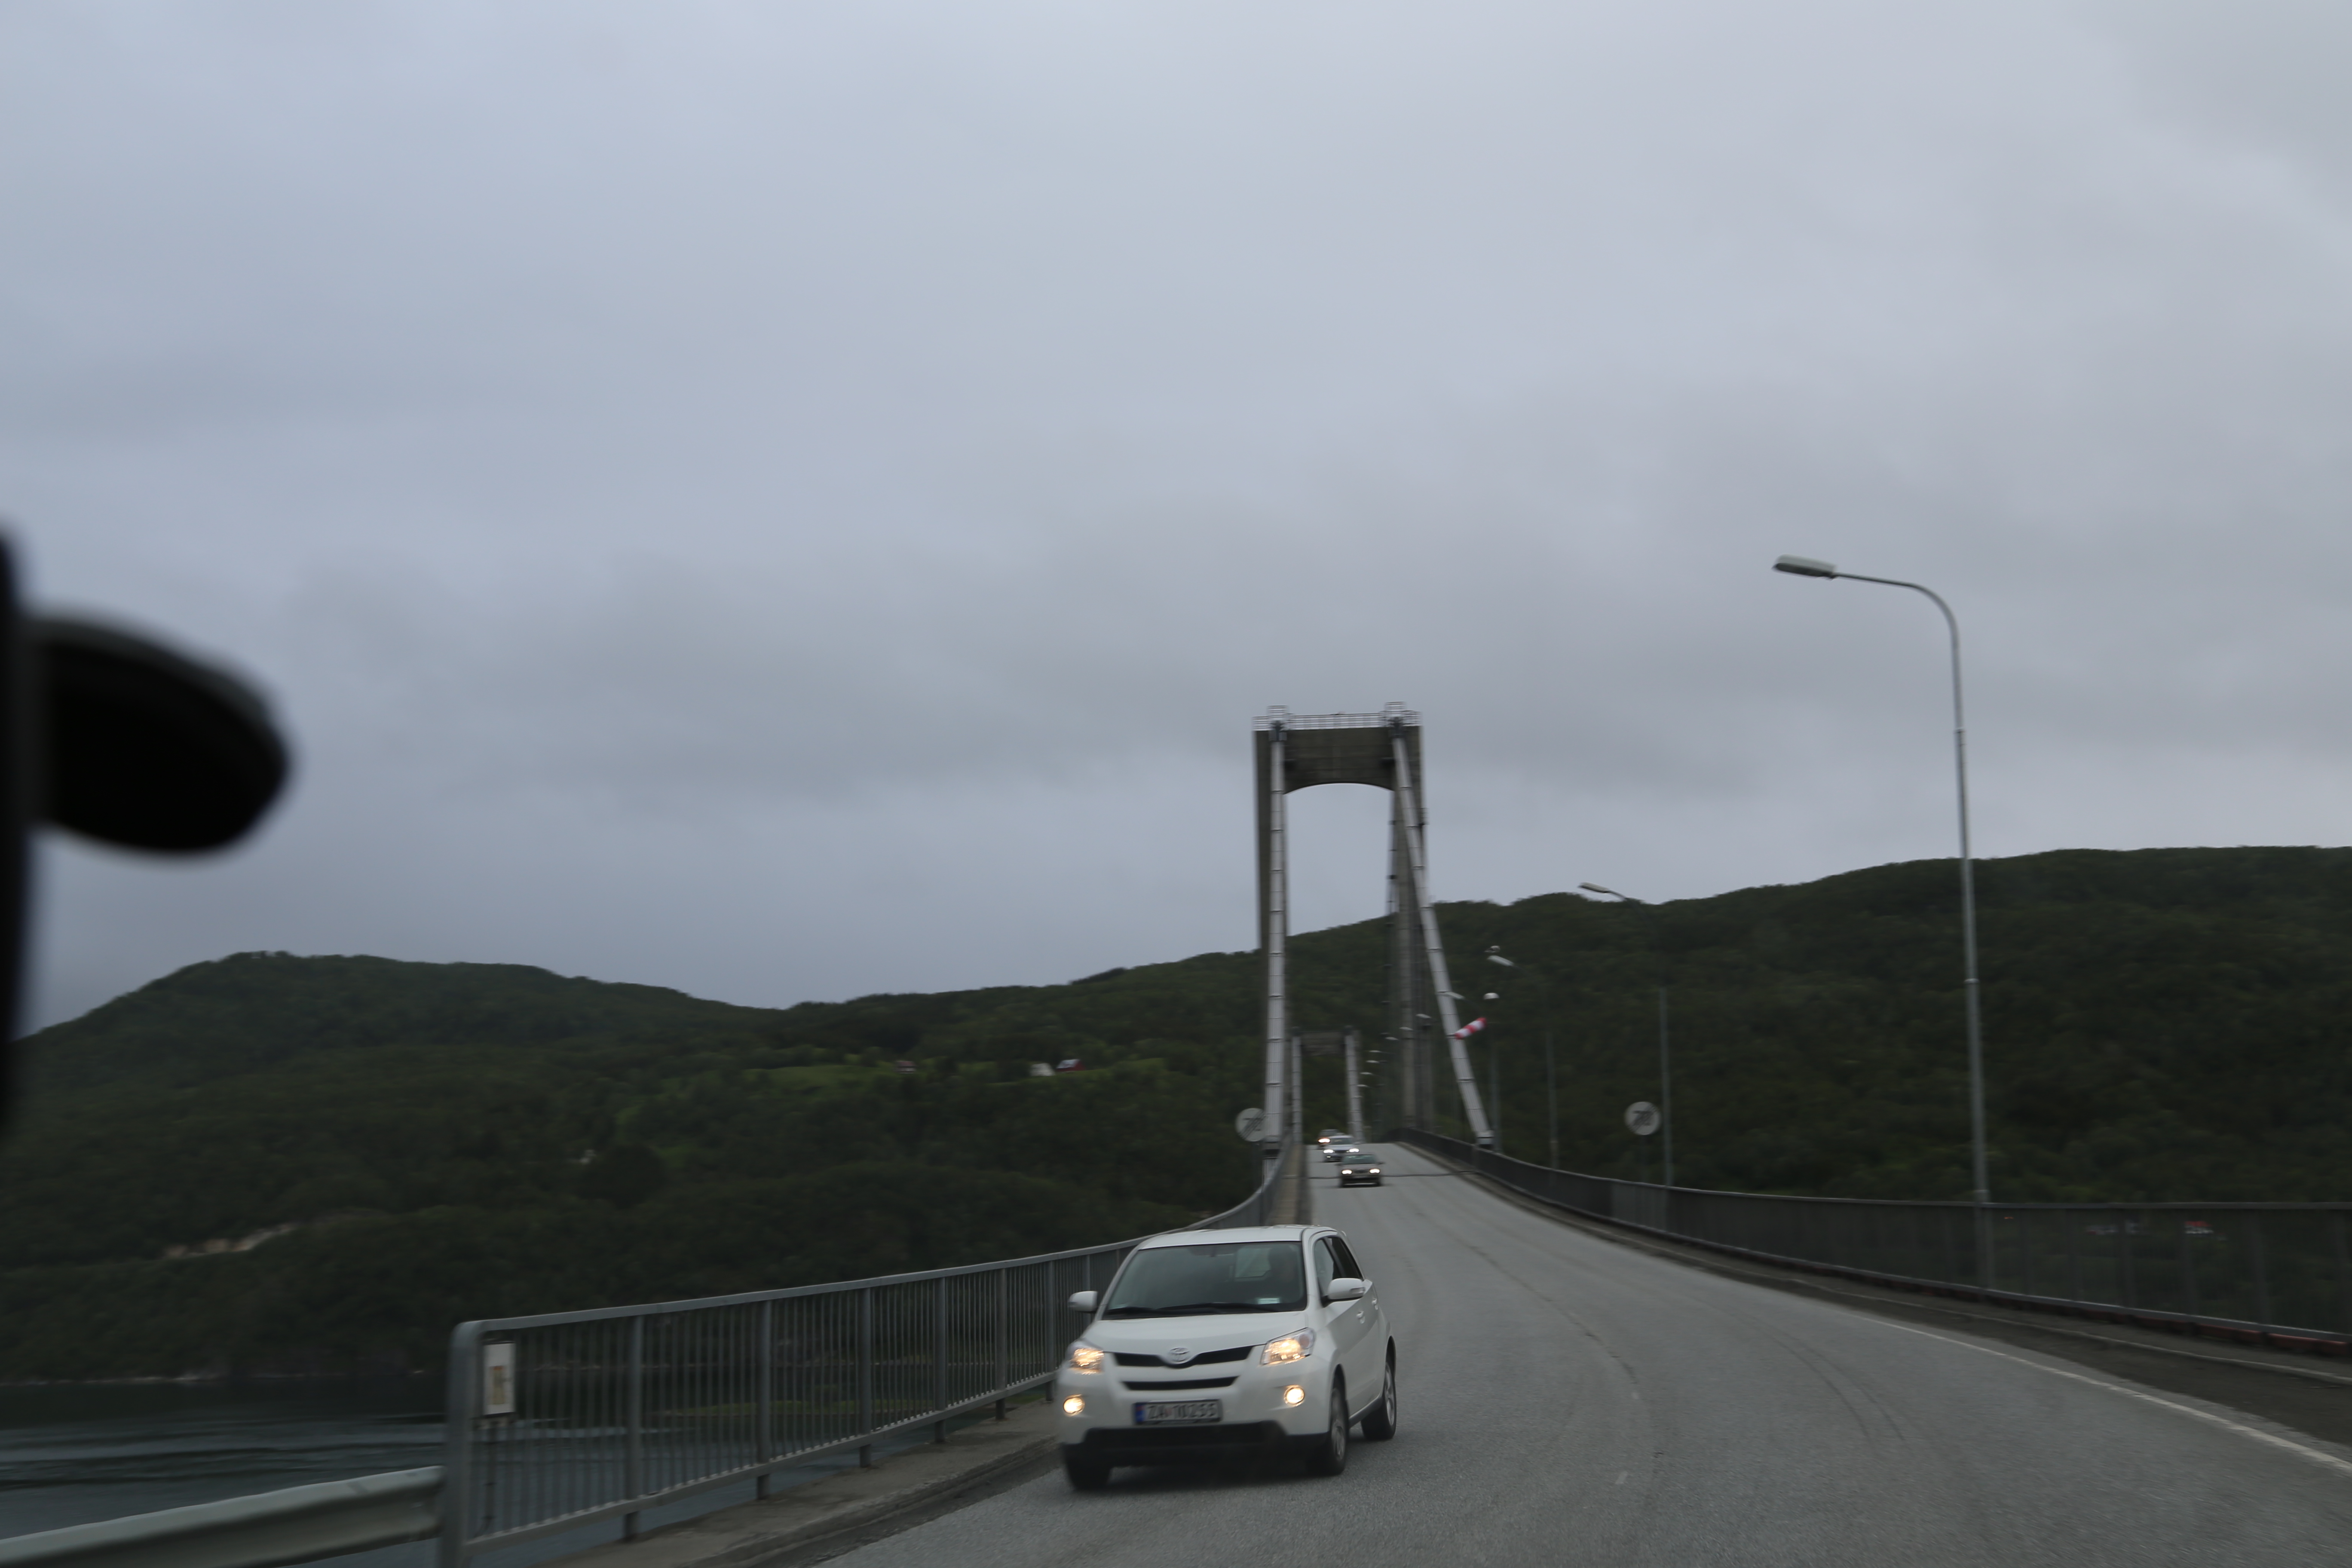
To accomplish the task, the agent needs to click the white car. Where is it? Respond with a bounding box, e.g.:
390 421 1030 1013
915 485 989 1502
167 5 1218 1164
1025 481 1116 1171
1053 1224 1397 1488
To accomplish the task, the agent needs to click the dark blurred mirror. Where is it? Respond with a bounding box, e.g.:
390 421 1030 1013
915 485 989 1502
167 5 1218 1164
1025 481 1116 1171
0 538 290 1131
39 616 288 853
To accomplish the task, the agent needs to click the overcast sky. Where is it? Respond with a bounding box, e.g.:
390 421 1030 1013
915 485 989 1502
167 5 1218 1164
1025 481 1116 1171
8 0 2352 1028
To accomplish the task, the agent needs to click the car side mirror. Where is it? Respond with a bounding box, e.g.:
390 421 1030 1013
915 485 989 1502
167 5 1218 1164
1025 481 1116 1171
42 616 288 852
1323 1277 1368 1303
0 545 289 1137
1066 1290 1098 1314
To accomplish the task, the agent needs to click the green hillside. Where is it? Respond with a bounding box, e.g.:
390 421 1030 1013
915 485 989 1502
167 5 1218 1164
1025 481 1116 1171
5 844 2351 1379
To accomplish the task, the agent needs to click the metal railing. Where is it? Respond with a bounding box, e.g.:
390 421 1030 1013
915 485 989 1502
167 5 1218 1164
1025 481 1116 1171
435 1137 1299 1566
1402 1129 2352 1354
0 1145 1298 1568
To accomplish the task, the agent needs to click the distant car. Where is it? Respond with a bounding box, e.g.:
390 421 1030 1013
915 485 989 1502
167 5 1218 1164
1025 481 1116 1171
1316 1128 1348 1148
1337 1150 1383 1187
1321 1142 1361 1163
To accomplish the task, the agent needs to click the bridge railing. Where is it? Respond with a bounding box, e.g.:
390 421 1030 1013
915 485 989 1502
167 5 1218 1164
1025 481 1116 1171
433 1136 1298 1567
1400 1128 2352 1354
1 1142 1298 1568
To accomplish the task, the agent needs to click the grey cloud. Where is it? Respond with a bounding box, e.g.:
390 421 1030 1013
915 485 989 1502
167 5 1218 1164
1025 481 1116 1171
12 0 2352 1025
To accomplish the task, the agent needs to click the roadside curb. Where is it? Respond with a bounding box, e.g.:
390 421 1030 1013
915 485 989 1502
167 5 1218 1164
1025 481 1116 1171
536 1402 1060 1568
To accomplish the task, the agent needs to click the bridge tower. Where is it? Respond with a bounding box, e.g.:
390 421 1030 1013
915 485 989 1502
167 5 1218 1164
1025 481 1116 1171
1254 704 1494 1168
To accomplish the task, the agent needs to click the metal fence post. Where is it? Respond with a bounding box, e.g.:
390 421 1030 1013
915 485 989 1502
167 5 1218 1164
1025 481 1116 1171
994 1267 1009 1398
623 1317 644 1541
2119 1214 2135 1310
2334 1210 2351 1335
934 1275 949 1442
438 1322 481 1568
755 1300 775 1498
2178 1218 2199 1324
857 1287 875 1468
2249 1213 2271 1334
2065 1208 2083 1305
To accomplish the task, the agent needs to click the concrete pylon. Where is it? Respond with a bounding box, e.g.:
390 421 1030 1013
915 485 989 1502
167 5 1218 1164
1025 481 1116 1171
1254 705 1494 1151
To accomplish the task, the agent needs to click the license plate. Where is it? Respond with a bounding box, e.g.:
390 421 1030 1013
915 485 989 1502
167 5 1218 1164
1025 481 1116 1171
1134 1400 1222 1425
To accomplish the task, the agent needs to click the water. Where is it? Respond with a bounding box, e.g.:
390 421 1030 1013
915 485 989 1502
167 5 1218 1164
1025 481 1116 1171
0 1381 443 1538
1 1380 1010 1560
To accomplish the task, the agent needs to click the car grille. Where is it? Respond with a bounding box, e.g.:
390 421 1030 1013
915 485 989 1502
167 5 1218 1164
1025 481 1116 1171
1114 1345 1252 1368
1121 1377 1238 1391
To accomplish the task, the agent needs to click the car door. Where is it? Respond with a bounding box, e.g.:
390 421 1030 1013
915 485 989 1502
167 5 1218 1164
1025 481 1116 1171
1314 1234 1374 1403
1332 1234 1384 1401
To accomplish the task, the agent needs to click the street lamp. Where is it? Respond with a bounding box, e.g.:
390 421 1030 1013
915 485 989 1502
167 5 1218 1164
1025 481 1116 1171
1579 883 1672 1187
1773 553 1989 1219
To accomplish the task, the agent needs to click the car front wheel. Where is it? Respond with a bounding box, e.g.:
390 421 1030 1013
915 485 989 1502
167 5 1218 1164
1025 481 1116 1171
1063 1447 1111 1490
1304 1376 1349 1476
1360 1353 1398 1441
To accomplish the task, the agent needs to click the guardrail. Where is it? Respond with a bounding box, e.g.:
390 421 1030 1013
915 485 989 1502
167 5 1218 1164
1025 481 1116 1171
1401 1128 2352 1354
434 1137 1301 1567
0 1144 1297 1568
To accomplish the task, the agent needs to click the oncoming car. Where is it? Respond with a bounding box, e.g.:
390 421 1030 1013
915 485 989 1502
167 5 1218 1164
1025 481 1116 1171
1336 1149 1383 1186
1054 1225 1397 1488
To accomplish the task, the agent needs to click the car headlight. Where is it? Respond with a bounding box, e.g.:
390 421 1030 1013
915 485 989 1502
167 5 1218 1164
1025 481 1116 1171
1261 1328 1317 1365
1067 1342 1105 1373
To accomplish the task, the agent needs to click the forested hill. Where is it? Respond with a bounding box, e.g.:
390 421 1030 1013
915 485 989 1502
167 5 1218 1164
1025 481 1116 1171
5 843 2352 1379
22 956 783 1099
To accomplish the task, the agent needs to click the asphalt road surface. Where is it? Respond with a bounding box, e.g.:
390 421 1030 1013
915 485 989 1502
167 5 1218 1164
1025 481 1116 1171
834 1146 2352 1567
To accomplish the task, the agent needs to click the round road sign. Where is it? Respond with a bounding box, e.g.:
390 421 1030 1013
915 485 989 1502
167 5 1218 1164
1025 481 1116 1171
1624 1101 1662 1137
1234 1107 1268 1141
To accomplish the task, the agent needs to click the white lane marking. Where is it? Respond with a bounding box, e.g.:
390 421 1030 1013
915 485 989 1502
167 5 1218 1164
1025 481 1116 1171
1874 1318 2352 1481
1614 1472 1628 1485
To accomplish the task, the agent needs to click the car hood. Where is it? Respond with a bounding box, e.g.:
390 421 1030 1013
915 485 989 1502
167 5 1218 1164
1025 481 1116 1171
1077 1312 1304 1362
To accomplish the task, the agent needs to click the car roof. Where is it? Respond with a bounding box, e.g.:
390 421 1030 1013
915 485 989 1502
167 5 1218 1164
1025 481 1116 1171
1134 1224 1320 1250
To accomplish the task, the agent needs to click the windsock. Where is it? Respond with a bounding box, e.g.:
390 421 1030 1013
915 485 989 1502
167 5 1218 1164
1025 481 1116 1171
1452 1017 1487 1040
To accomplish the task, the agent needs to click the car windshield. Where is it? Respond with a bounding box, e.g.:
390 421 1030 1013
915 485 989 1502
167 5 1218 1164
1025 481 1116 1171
1100 1241 1308 1317
1343 1152 1377 1164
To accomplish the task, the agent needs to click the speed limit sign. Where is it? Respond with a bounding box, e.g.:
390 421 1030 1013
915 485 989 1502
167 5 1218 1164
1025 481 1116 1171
1624 1101 1662 1137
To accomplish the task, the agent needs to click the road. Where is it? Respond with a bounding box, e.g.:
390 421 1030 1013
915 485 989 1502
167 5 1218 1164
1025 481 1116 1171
836 1146 2352 1566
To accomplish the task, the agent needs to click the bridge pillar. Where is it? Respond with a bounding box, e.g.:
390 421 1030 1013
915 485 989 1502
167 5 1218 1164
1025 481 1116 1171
1255 705 1494 1149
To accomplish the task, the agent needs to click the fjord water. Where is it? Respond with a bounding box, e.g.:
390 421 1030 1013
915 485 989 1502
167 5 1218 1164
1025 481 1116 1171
0 1377 997 1559
0 1380 441 1541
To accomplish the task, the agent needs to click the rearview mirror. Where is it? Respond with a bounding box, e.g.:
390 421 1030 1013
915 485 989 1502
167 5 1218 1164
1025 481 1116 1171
1066 1290 1098 1314
1324 1277 1368 1303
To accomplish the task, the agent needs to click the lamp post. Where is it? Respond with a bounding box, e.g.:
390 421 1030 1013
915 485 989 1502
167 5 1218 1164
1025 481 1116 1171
1486 947 1559 1169
1773 554 1990 1229
1579 883 1672 1188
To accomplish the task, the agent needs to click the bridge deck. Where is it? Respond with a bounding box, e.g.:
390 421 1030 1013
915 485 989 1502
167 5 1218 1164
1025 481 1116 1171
826 1145 2352 1567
